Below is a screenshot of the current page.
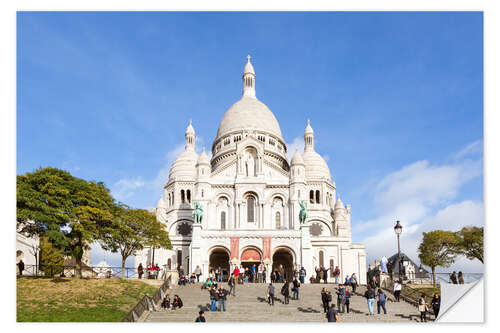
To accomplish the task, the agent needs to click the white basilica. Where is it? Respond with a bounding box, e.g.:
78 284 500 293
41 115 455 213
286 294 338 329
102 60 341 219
135 56 367 284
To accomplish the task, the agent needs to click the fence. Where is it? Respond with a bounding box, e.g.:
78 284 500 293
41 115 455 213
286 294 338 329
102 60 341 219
122 276 172 322
18 264 171 280
389 272 483 285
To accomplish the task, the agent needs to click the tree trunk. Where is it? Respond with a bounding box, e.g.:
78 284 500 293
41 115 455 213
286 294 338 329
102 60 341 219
75 257 82 279
152 247 155 266
432 266 436 286
121 257 126 279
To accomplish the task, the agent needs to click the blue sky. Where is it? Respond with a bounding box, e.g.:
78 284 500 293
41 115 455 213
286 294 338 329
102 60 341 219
17 12 483 271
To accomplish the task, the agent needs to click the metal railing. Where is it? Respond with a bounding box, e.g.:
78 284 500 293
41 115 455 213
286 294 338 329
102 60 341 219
17 264 172 280
122 276 172 322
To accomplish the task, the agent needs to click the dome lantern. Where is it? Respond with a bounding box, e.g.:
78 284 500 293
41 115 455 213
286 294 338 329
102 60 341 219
185 119 196 151
242 54 256 98
304 119 315 152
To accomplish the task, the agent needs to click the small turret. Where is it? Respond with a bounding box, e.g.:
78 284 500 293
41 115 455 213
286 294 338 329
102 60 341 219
242 54 256 98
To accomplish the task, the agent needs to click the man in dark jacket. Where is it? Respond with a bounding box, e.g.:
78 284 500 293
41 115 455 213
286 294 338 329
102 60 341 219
217 286 228 312
18 259 25 276
138 263 144 279
336 286 345 313
326 304 339 322
209 286 218 311
195 310 206 322
228 273 236 296
321 266 330 284
292 277 301 300
282 280 290 304
321 288 331 313
267 283 275 306
364 286 376 315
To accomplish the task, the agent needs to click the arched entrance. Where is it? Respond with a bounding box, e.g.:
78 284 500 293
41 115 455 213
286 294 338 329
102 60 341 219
209 247 230 282
240 247 262 278
272 247 295 282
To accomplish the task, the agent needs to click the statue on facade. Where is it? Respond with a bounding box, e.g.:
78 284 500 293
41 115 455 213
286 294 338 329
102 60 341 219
299 200 308 224
246 154 255 177
193 202 203 224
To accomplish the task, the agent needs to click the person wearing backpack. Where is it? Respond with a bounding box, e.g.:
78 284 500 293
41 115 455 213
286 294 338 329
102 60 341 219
292 277 301 300
364 285 376 315
336 285 346 313
376 289 387 314
321 288 331 313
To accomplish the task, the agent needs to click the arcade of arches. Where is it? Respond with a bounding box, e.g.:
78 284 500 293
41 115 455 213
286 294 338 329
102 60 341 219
208 246 295 281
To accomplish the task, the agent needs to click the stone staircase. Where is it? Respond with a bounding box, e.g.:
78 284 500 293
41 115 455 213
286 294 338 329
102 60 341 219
144 282 427 322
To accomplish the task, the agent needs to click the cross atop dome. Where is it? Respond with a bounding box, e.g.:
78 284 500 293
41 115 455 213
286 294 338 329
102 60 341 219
242 54 256 97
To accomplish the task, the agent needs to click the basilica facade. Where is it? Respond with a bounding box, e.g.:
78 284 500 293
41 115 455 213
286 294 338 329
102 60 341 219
135 57 367 284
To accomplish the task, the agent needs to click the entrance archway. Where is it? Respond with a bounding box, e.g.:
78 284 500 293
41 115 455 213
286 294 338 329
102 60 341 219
240 247 262 279
209 247 230 282
272 247 294 282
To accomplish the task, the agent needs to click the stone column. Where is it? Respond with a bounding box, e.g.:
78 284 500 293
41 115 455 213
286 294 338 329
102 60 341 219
300 223 313 284
190 223 202 276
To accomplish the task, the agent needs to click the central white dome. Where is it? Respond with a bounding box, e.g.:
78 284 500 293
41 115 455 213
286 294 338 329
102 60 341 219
216 96 283 140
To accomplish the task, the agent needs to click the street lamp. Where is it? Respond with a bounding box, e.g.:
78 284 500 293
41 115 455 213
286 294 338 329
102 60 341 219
394 220 403 281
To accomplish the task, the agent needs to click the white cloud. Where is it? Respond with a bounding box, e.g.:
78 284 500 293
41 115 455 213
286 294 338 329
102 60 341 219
286 136 304 162
357 141 483 273
454 140 483 160
111 177 145 202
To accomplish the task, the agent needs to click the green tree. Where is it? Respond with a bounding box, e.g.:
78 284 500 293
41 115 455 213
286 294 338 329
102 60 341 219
39 236 64 277
100 204 172 278
17 167 115 278
418 230 462 285
457 226 484 264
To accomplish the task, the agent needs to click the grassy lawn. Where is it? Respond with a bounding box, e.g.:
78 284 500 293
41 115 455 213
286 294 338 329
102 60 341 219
17 277 158 322
402 285 440 301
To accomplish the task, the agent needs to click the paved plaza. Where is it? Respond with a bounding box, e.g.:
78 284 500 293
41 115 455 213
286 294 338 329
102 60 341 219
145 282 428 322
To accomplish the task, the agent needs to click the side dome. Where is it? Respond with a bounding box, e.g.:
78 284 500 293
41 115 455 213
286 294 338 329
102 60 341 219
302 150 332 181
216 96 283 140
290 148 305 166
169 149 198 180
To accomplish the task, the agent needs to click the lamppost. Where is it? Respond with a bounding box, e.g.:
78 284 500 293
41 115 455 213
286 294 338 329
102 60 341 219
394 220 403 281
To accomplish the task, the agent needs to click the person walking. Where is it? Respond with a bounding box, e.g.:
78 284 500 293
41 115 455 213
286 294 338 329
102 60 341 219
321 288 331 313
431 293 441 319
350 273 358 293
279 264 285 283
450 271 458 284
376 289 387 314
393 279 402 302
267 283 275 306
218 286 228 312
333 266 341 284
262 265 267 283
228 273 236 296
299 266 306 284
137 263 144 279
336 285 345 313
458 271 465 284
418 294 428 322
364 285 376 315
282 280 290 304
195 265 202 282
326 304 339 322
344 286 351 313
209 286 218 312
292 277 301 300
195 310 206 322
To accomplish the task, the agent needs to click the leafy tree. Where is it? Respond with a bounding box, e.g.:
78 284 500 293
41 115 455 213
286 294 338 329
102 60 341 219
100 204 172 278
457 226 484 264
39 236 64 277
17 167 115 278
418 230 462 285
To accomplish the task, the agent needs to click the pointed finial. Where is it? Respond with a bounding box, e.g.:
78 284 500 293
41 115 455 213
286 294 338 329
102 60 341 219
307 119 310 126
189 119 192 125
247 54 251 62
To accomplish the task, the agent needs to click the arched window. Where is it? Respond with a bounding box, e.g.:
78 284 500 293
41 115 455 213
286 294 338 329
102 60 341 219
221 211 226 230
310 190 314 204
319 250 324 267
187 190 191 204
201 190 204 198
275 212 281 229
247 196 255 222
181 190 185 204
167 258 172 270
298 190 300 200
315 190 320 204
